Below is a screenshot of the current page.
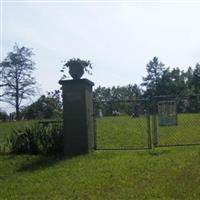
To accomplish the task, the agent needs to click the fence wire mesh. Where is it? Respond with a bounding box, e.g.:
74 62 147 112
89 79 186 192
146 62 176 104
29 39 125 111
94 99 151 150
153 95 200 147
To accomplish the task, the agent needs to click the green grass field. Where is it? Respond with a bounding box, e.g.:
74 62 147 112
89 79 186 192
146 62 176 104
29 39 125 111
0 114 200 199
96 115 149 149
157 113 200 146
1 147 200 199
96 113 200 149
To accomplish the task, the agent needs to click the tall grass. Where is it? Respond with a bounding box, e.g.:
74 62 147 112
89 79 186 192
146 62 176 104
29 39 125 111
1 122 63 154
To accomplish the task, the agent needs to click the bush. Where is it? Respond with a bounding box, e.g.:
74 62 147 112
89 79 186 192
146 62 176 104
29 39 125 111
8 122 63 154
39 123 64 154
0 110 8 121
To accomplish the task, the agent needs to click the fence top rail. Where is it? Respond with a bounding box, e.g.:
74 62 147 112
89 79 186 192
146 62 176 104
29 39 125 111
154 94 200 99
93 98 149 103
38 120 63 125
158 100 177 104
93 94 200 104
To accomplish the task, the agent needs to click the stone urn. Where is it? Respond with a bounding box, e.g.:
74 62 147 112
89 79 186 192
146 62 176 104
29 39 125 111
62 58 92 80
68 62 84 80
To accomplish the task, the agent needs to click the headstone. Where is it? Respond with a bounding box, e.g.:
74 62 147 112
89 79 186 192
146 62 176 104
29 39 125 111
158 101 177 126
99 109 103 118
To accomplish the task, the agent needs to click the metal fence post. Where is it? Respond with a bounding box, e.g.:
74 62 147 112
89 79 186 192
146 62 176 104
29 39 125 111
152 99 158 147
146 111 152 149
93 101 97 150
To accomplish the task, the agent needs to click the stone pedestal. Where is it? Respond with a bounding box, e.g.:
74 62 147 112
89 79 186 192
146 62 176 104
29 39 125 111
59 79 95 155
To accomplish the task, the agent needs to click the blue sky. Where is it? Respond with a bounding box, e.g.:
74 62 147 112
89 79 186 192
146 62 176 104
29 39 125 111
1 1 200 110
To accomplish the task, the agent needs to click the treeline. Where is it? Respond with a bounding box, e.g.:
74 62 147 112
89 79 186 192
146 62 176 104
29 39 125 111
20 90 62 120
1 53 200 120
94 57 200 101
0 90 62 121
143 57 200 97
93 57 200 116
94 84 142 101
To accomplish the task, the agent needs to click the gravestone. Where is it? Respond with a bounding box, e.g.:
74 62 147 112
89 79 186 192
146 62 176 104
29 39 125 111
59 79 95 155
158 101 177 126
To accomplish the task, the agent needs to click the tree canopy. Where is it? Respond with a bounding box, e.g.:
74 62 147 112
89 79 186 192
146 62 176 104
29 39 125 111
0 44 37 119
21 90 62 120
142 57 200 97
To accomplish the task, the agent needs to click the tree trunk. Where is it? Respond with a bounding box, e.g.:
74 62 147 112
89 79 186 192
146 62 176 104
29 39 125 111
16 102 19 120
16 80 19 120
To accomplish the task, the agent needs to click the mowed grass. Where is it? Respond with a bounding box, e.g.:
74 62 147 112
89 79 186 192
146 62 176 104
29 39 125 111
1 148 200 199
96 115 149 149
96 113 200 149
0 114 200 199
157 113 200 146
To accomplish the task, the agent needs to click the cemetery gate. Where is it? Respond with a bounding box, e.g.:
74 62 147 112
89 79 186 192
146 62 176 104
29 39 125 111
93 95 200 150
152 95 200 147
93 99 151 150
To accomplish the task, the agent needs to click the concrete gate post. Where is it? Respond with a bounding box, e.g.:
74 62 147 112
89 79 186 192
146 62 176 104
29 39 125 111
59 79 95 155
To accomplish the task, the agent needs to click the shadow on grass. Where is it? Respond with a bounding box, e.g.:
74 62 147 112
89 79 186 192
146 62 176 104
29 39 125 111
0 154 18 160
17 154 78 173
0 152 10 156
13 149 171 172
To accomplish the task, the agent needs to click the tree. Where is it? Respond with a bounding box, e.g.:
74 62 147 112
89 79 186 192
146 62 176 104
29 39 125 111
184 67 194 95
0 109 8 121
21 90 62 120
0 44 36 119
191 63 200 93
142 57 165 97
156 67 172 96
93 84 142 116
0 67 7 99
93 84 142 102
169 68 187 96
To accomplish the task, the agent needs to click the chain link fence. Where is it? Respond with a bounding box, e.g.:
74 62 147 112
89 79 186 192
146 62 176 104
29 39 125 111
1 95 199 152
94 95 200 150
93 99 151 150
153 95 200 147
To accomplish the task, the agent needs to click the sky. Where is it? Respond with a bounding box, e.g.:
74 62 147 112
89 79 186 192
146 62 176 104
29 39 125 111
1 0 200 111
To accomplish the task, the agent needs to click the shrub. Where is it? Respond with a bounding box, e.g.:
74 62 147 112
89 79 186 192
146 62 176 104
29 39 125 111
8 122 63 154
39 123 64 154
0 110 8 121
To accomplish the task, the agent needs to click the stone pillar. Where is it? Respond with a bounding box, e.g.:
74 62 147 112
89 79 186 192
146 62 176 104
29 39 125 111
59 79 95 155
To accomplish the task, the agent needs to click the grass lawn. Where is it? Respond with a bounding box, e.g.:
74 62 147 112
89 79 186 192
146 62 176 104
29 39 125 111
96 115 149 149
0 114 200 199
96 114 200 149
157 113 200 146
1 147 200 199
